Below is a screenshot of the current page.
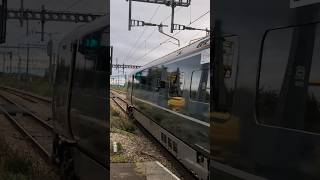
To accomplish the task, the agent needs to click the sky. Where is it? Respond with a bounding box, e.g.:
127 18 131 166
0 0 106 73
110 0 210 75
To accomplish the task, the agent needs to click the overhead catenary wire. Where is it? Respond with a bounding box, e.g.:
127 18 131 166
64 0 84 11
132 10 210 65
40 0 50 6
123 5 162 62
126 7 183 63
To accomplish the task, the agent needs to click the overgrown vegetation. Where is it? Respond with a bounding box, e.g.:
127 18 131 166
0 135 57 180
0 74 53 98
110 85 127 93
110 107 137 163
110 109 136 133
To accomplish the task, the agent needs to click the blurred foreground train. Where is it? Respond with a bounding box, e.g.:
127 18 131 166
51 16 108 179
212 0 320 179
127 36 210 179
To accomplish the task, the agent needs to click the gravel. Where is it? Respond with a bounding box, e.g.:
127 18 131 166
110 100 195 180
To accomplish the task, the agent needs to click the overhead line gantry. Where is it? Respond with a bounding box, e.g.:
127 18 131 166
127 0 191 33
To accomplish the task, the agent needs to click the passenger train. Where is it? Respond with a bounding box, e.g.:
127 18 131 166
212 0 320 179
127 36 210 180
51 15 108 179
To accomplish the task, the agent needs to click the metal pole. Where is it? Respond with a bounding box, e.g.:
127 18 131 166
48 39 53 84
9 52 12 74
170 1 175 33
128 0 132 31
26 18 29 36
41 5 45 41
20 0 24 27
116 58 119 74
26 44 29 79
49 50 52 83
110 46 113 75
1 0 8 44
18 56 21 78
2 53 5 73
123 63 125 74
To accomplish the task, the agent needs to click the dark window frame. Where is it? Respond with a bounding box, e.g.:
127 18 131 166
256 22 320 134
165 54 203 98
189 68 210 104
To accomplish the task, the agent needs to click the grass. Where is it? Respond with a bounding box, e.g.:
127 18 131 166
110 85 127 93
110 109 136 133
110 154 129 163
0 74 53 98
110 108 137 163
0 135 57 180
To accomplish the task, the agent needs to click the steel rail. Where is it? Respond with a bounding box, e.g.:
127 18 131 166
111 97 127 113
0 92 53 131
110 88 127 95
110 89 129 113
0 104 52 161
0 86 52 104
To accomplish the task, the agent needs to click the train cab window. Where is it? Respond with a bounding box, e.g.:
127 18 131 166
257 24 320 134
77 27 108 72
133 69 154 101
134 70 150 90
190 69 210 103
96 29 108 72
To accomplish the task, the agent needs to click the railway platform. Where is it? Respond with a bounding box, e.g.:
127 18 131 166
111 161 180 180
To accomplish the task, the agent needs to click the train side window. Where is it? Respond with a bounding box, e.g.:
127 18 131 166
257 23 320 134
168 68 184 97
206 72 210 102
190 69 209 103
158 66 168 97
168 138 172 149
172 141 178 153
161 132 167 144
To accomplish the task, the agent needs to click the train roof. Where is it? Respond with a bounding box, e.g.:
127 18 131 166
129 36 210 75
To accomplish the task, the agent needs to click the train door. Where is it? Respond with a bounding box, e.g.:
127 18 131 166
69 26 108 178
53 40 78 139
255 23 320 179
211 33 240 179
213 1 320 179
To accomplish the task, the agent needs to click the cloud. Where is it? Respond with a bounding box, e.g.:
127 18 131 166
111 0 209 75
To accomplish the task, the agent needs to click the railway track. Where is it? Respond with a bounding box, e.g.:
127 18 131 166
110 90 128 113
0 89 53 163
110 90 197 180
0 86 52 104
